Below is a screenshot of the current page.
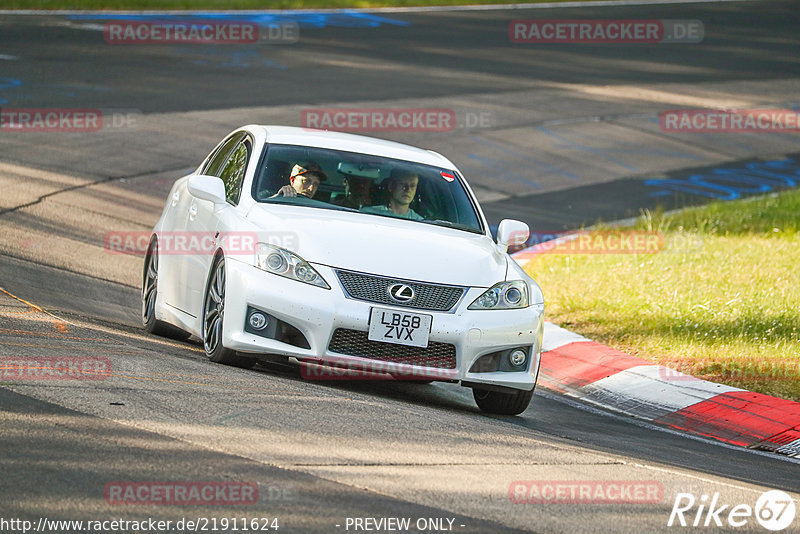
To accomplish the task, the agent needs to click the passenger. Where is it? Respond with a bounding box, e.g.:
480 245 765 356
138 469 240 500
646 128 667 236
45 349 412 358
362 169 423 220
333 175 373 209
272 162 327 199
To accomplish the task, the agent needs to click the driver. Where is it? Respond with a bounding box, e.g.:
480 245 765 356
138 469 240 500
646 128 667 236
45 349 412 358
272 162 327 198
362 169 423 220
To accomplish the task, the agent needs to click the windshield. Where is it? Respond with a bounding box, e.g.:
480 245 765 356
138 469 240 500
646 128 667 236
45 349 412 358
252 143 484 234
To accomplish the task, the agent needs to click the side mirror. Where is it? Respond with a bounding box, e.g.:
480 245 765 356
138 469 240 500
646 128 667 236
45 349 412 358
187 174 227 205
497 219 530 253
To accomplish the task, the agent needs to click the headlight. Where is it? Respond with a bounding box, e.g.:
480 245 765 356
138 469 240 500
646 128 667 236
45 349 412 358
255 243 330 289
468 281 529 310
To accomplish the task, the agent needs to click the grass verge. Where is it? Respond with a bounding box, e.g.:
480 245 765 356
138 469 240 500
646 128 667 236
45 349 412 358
523 189 800 401
0 0 607 10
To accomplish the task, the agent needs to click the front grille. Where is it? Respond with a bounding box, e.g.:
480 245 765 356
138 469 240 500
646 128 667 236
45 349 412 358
328 329 457 369
336 270 465 312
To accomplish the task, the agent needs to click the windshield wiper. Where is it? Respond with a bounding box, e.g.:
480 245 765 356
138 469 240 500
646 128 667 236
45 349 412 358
429 219 483 234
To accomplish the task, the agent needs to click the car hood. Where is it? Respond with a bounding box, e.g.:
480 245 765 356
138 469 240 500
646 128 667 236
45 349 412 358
246 204 506 287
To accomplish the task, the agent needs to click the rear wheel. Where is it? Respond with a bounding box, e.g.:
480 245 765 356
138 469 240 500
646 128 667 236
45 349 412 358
472 387 533 415
142 240 191 341
203 256 256 369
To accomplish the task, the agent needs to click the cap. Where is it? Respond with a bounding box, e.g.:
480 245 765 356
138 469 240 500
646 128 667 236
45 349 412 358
290 162 327 182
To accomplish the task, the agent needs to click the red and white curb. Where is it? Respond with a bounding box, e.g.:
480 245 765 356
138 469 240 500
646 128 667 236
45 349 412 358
537 321 800 458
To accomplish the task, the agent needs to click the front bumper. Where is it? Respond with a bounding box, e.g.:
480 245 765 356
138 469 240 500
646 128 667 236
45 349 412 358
223 258 544 391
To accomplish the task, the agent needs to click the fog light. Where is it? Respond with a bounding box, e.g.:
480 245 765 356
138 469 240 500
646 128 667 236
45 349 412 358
509 349 527 367
248 312 269 331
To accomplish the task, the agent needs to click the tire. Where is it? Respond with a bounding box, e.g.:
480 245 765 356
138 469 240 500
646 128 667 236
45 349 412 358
142 240 191 341
472 387 533 415
202 256 256 369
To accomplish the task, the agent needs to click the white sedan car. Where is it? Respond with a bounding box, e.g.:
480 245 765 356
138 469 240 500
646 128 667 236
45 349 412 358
142 125 544 415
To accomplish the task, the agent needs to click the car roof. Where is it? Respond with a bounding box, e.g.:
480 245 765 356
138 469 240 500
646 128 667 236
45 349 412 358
251 125 456 169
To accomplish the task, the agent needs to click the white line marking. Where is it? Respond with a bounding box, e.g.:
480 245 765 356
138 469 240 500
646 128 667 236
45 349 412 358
0 54 19 60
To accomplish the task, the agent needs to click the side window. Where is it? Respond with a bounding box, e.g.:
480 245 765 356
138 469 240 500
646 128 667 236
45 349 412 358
218 139 251 205
202 132 246 177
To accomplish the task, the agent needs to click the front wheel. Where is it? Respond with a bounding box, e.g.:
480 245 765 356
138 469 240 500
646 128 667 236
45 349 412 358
472 387 533 415
203 256 256 369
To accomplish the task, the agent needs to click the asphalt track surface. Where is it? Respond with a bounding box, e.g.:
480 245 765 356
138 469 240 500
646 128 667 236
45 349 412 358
1 1 800 533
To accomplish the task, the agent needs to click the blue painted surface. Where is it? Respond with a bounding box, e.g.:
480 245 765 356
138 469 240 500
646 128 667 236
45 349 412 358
0 77 22 105
645 158 800 200
67 11 409 28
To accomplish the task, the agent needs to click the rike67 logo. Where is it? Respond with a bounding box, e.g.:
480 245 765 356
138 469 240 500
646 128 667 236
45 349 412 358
668 490 797 531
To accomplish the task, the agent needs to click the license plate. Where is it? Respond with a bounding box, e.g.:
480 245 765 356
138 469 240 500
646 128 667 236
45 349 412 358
368 307 432 348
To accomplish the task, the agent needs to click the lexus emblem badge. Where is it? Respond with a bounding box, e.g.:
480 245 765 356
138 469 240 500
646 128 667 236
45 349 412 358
388 283 415 303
